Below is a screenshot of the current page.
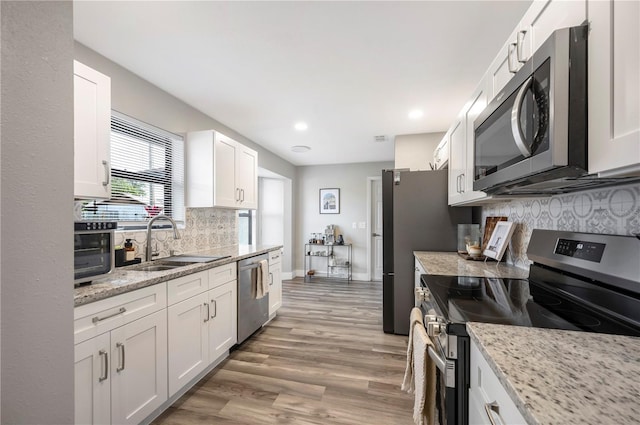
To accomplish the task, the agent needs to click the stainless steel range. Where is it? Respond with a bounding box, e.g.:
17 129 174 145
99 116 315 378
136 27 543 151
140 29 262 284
417 229 640 425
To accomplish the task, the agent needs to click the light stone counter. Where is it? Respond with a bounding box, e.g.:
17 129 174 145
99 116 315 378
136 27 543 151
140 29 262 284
467 322 640 425
414 251 529 279
74 244 282 307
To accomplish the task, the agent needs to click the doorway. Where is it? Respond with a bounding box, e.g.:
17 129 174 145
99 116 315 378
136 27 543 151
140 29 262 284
367 176 383 281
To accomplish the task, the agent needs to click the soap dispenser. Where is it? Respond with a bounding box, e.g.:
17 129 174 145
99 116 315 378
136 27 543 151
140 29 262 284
124 239 135 261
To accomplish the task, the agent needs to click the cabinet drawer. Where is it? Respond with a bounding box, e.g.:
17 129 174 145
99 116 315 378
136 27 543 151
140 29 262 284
269 249 282 265
74 283 167 344
209 262 237 289
167 270 209 305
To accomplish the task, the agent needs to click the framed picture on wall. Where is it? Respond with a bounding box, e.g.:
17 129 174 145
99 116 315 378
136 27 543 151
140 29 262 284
483 221 515 262
319 188 340 214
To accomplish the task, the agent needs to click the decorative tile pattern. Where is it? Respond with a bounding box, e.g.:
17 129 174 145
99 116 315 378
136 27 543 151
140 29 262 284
481 182 640 267
73 203 238 260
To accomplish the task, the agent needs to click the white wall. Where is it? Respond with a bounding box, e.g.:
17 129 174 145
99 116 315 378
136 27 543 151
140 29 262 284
295 161 393 279
394 132 445 170
1 2 74 423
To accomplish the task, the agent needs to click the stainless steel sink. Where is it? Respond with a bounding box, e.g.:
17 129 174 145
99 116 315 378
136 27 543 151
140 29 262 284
129 264 183 272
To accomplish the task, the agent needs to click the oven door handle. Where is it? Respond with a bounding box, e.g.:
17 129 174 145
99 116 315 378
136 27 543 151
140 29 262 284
428 345 446 373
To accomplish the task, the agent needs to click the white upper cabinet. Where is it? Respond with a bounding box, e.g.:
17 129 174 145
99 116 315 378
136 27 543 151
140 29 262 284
74 61 111 199
588 0 640 177
433 133 449 170
448 77 490 206
186 130 258 209
488 0 587 100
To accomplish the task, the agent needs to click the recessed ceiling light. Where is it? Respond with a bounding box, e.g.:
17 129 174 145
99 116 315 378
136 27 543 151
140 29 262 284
294 122 308 131
408 109 424 119
291 145 311 153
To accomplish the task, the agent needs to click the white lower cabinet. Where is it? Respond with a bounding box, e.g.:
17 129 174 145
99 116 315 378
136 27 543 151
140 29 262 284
167 265 237 398
74 309 168 425
167 293 209 397
269 250 283 316
207 281 238 361
469 338 527 425
75 333 111 425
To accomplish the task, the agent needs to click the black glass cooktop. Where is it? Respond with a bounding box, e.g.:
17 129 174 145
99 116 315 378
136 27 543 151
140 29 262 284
421 268 640 337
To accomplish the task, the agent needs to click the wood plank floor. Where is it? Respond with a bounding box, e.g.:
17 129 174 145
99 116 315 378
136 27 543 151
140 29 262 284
153 278 414 425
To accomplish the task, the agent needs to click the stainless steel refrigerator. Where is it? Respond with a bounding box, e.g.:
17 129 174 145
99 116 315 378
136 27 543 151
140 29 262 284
382 169 471 335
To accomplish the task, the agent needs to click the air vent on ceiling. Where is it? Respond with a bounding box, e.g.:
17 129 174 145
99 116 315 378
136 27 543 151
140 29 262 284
374 135 389 143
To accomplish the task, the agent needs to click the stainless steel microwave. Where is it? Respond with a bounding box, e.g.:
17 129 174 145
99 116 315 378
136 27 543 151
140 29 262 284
74 221 116 285
473 25 588 195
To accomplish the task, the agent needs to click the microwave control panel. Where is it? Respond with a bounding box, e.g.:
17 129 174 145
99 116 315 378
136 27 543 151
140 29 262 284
74 221 117 231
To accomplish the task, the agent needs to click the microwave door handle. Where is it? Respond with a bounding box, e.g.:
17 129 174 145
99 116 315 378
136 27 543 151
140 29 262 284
511 76 534 158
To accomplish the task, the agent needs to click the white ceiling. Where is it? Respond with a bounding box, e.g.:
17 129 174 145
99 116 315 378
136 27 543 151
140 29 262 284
74 1 531 166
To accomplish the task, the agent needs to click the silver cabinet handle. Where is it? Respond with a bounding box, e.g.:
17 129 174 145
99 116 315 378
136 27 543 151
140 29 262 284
102 160 110 187
484 401 505 425
235 188 240 202
456 175 460 193
511 76 534 158
92 307 126 324
507 42 518 73
98 349 108 382
372 233 381 237
204 303 210 322
516 30 527 63
116 342 125 372
269 272 274 286
211 300 217 319
460 173 465 193
240 189 245 202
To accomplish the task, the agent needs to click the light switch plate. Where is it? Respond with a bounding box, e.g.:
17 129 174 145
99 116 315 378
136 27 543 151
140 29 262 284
358 222 366 229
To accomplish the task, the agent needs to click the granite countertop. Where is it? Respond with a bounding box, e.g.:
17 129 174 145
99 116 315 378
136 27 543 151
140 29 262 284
467 322 640 425
75 244 282 307
414 251 529 279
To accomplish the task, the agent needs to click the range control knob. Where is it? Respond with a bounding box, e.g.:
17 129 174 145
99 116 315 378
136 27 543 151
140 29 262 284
427 321 442 337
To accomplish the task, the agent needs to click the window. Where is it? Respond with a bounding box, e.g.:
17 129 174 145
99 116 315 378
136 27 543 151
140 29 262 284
238 210 255 245
81 112 185 227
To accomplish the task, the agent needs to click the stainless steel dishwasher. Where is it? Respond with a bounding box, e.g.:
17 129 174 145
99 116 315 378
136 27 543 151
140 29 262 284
237 253 269 344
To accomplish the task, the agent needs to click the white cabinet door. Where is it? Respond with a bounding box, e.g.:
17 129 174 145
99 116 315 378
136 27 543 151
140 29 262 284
449 78 490 206
110 310 168 425
588 0 640 177
461 82 489 204
469 338 527 425
214 133 240 208
186 130 259 209
519 0 586 63
236 144 258 209
433 133 449 170
74 60 111 199
448 120 465 205
208 280 237 362
269 260 282 315
75 333 111 425
167 293 209 397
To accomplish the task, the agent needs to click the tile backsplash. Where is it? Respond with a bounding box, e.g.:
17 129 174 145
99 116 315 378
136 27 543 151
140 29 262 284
481 182 640 269
75 204 238 260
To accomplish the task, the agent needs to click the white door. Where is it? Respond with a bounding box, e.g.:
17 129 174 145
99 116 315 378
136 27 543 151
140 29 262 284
75 333 111 425
371 178 383 281
110 310 168 425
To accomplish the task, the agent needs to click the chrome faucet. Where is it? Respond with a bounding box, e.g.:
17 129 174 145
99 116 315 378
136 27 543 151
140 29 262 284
146 215 181 261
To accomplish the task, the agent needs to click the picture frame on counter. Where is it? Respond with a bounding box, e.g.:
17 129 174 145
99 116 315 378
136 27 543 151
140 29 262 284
483 221 515 262
319 188 340 214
